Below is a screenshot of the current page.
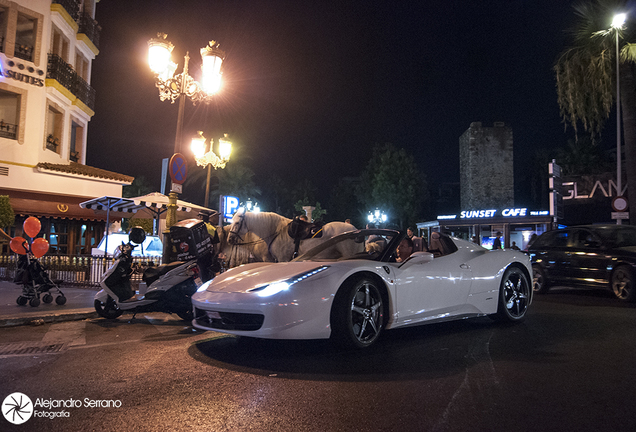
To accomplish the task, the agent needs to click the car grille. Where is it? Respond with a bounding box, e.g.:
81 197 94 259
194 308 264 331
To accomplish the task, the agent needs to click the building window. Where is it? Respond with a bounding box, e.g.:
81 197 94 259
0 89 19 140
46 103 64 154
14 12 35 61
75 51 89 81
70 119 83 162
51 25 69 62
46 220 69 254
0 6 7 53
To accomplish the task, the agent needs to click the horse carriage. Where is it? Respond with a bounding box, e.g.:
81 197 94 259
219 211 356 268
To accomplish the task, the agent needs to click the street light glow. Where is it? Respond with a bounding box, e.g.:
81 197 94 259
612 13 627 28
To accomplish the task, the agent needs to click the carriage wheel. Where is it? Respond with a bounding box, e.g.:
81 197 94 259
55 295 67 305
16 296 28 306
42 293 53 303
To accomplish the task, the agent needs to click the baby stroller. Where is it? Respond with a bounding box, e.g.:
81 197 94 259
14 254 67 307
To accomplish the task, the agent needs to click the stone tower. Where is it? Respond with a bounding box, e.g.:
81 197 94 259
459 122 514 210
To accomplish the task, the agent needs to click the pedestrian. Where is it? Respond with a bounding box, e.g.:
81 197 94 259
511 241 520 250
407 226 427 252
492 232 502 250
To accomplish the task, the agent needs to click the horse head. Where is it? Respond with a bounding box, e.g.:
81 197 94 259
228 209 246 245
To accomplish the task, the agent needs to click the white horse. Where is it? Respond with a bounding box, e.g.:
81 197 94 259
228 211 358 262
217 225 274 268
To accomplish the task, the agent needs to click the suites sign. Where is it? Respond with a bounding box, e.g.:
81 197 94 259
0 60 45 87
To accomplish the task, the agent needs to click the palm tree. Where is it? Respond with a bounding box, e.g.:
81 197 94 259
555 0 636 223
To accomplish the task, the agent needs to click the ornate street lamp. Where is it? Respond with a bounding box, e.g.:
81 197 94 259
367 209 387 226
191 132 232 208
147 33 226 262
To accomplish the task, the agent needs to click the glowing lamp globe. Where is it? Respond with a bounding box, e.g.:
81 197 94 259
201 41 225 95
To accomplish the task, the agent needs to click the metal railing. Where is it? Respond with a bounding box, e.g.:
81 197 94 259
0 255 162 288
78 11 101 50
47 54 96 110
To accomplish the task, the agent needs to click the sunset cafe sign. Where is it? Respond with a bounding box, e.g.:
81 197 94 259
437 208 549 220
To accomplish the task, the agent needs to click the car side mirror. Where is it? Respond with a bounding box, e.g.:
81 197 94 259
405 251 434 265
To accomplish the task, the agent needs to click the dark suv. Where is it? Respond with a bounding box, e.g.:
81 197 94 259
528 225 636 302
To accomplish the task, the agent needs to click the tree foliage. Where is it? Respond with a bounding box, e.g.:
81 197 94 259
123 175 154 198
554 0 636 139
357 143 428 229
0 195 14 229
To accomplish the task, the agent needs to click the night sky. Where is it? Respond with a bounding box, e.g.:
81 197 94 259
86 0 581 210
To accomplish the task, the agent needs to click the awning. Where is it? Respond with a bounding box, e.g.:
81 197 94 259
79 192 212 220
79 192 214 255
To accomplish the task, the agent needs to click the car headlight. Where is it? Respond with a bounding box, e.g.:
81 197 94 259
249 266 329 297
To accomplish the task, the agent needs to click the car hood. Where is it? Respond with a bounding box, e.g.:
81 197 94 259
203 261 331 293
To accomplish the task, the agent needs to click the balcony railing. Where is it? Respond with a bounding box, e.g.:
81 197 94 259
14 45 34 62
47 54 96 110
52 0 80 22
78 11 101 50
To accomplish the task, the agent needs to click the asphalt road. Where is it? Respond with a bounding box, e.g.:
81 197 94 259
1 287 634 432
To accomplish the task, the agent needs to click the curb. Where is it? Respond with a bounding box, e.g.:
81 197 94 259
0 311 98 328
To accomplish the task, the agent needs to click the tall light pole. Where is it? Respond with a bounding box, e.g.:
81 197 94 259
612 13 627 224
148 33 226 261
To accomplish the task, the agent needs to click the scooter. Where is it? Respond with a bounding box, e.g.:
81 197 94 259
94 226 208 321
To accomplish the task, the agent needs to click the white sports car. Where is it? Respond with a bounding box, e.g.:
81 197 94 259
192 229 532 349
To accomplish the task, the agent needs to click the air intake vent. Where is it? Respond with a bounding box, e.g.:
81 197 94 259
0 166 8 176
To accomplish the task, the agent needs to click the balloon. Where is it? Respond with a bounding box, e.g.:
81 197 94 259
10 237 29 255
23 216 41 238
31 238 49 258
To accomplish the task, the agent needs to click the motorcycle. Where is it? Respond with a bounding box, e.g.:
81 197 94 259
94 221 215 321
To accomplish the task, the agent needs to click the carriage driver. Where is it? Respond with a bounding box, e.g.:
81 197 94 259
198 210 222 280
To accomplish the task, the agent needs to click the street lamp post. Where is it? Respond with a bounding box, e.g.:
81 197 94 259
367 209 387 227
612 13 627 225
148 33 226 261
191 132 232 208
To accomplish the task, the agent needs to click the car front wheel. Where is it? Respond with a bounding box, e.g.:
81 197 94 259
331 276 385 349
610 265 636 302
532 264 550 294
494 266 530 322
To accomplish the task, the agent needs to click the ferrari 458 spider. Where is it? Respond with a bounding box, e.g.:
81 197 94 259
192 229 532 349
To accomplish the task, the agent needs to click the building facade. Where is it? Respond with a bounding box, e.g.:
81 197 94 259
459 121 514 209
0 0 132 255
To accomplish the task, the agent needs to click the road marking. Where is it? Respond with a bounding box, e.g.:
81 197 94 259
41 321 87 347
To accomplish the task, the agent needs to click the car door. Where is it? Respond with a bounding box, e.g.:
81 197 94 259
394 252 472 325
565 228 608 286
535 229 574 284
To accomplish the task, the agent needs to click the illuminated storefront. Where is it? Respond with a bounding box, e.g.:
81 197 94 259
418 207 553 250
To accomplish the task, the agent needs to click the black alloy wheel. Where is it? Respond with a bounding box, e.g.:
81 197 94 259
610 265 636 302
331 276 385 349
494 266 530 322
532 264 550 294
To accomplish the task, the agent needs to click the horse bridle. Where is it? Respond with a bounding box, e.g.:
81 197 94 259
229 211 246 243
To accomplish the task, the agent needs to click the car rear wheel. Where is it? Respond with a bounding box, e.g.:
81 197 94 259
331 276 385 349
494 266 530 322
532 264 550 294
610 265 636 302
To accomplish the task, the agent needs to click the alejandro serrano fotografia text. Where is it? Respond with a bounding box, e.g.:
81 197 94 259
35 398 122 408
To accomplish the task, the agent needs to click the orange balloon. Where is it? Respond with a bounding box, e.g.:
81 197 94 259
23 216 41 238
31 237 49 258
10 237 29 255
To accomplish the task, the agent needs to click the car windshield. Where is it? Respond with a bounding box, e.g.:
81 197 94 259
594 226 636 248
294 229 402 262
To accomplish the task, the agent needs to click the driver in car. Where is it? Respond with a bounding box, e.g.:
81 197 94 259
396 237 414 262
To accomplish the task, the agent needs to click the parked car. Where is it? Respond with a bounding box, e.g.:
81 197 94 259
528 225 636 302
192 229 532 349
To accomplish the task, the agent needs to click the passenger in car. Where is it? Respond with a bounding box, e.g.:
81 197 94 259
396 237 414 262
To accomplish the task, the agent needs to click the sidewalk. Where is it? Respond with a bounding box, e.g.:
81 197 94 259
0 281 99 327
